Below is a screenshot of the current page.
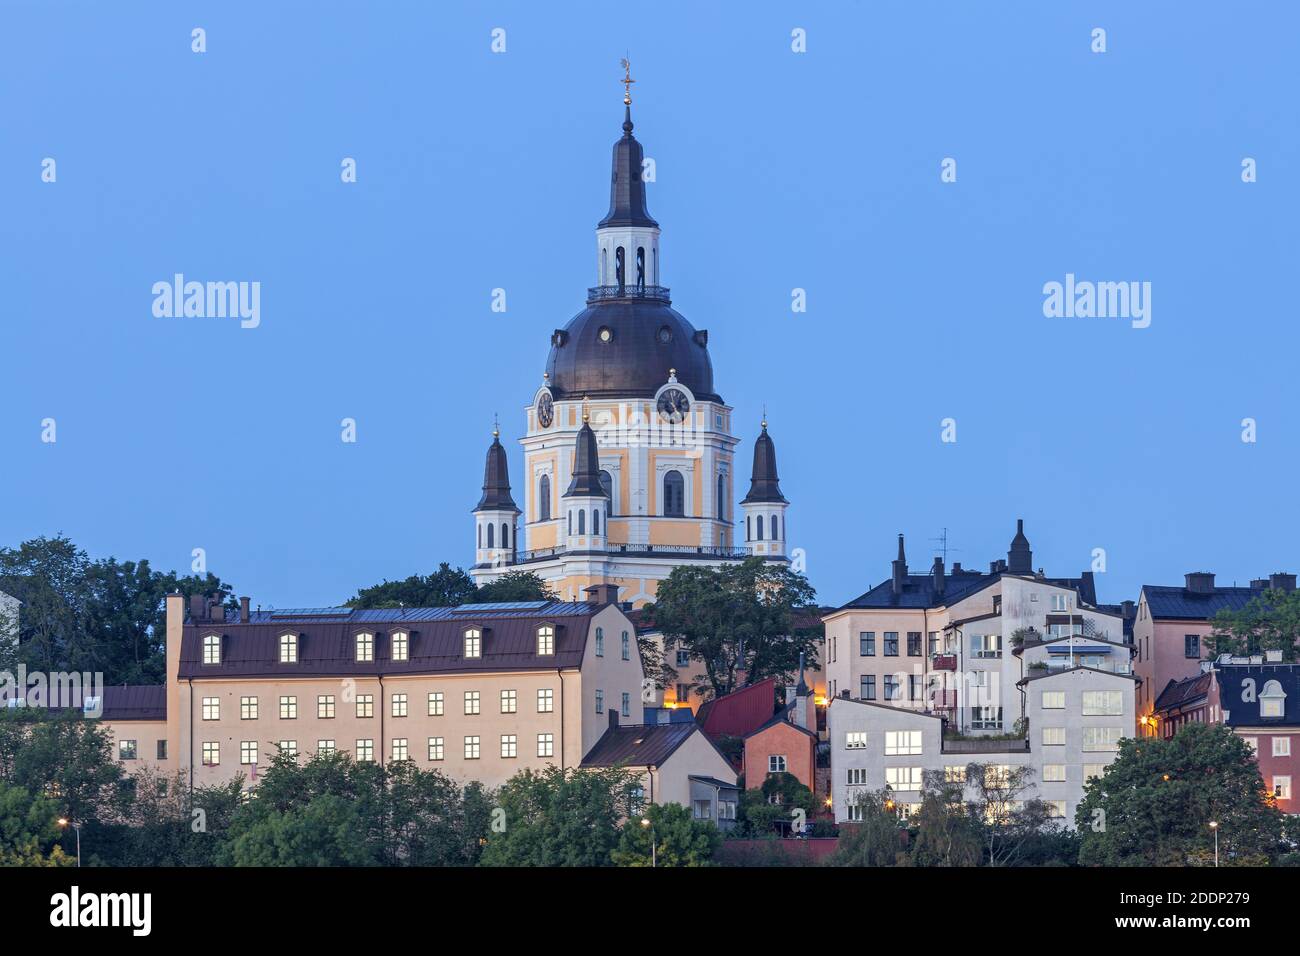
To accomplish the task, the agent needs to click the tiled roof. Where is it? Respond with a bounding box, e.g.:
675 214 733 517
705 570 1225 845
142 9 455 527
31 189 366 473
744 702 818 740
1154 672 1214 712
1142 585 1262 621
581 722 698 768
1217 664 1300 727
838 572 996 610
696 677 777 738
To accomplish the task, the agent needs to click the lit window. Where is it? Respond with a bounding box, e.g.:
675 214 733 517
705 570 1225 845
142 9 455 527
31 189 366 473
884 731 922 755
356 694 374 718
464 736 481 760
501 734 518 758
1273 736 1291 757
317 695 335 719
768 755 787 773
279 696 297 720
1042 726 1065 746
202 742 220 766
391 631 408 662
885 767 923 791
1261 680 1287 718
1083 726 1122 752
428 737 444 761
464 691 480 715
203 634 221 665
428 692 444 716
1041 691 1065 710
240 696 258 720
277 740 298 759
537 688 554 713
1242 736 1258 753
464 628 482 659
240 741 258 765
202 697 220 721
1082 691 1123 716
943 766 966 784
537 625 554 656
316 740 335 755
279 633 298 663
1046 800 1067 819
119 740 138 761
1273 775 1292 800
845 731 868 750
500 689 517 713
537 733 554 757
391 738 409 762
356 739 374 762
355 633 374 662
1042 764 1066 782
1083 763 1107 780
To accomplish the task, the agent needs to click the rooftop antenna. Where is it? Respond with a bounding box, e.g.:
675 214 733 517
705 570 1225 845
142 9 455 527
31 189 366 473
930 527 961 563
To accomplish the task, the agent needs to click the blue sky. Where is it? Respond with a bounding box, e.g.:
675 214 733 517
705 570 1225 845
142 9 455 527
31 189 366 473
2 1 1297 609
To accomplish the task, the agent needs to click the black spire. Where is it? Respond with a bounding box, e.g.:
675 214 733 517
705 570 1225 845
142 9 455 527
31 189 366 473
474 428 519 513
564 412 608 498
1007 518 1033 574
597 105 658 229
741 421 786 504
795 651 809 697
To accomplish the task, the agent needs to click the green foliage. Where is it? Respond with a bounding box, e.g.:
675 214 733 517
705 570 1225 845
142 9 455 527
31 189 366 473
346 562 478 609
827 789 908 866
90 769 244 867
647 557 821 699
0 781 74 866
472 571 557 604
0 710 123 824
478 765 641 867
1077 722 1285 866
1207 588 1300 661
906 779 983 867
611 801 721 867
736 772 814 837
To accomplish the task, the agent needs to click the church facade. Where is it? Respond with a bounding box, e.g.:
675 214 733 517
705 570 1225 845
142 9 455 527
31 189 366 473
470 95 791 607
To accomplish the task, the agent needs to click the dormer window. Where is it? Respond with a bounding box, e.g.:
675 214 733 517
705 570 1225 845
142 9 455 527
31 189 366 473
1261 680 1287 718
203 634 221 665
464 628 482 659
279 633 298 663
355 633 374 662
538 625 555 656
391 631 409 662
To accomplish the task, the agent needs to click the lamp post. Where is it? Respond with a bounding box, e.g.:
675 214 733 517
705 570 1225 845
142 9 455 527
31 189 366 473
640 816 655 868
1209 821 1219 867
57 818 81 867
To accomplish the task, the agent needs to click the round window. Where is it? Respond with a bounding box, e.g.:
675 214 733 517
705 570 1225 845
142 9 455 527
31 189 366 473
657 326 672 344
598 326 613 343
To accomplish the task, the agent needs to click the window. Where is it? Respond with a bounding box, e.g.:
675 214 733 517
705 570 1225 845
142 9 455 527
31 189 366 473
593 687 607 714
943 766 966 784
859 632 876 656
537 625 554 656
240 696 258 720
488 522 495 547
391 738 408 762
391 631 408 661
1083 763 1107 781
860 675 876 700
240 741 258 765
885 731 922 755
1242 736 1258 753
1083 727 1122 752
599 469 614 505
1261 680 1287 718
909 675 923 701
428 692 444 716
1042 726 1065 746
428 737 444 761
119 740 137 760
883 632 899 656
203 634 221 665
1042 764 1066 782
577 510 585 535
356 739 374 762
355 633 374 662
663 470 685 516
1181 633 1201 659
1273 776 1292 800
676 649 690 667
356 695 374 718
621 692 630 717
464 691 480 715
156 740 167 760
538 474 551 521
595 627 604 657
202 697 220 721
463 628 481 659
202 742 220 766
972 634 1002 658
537 688 554 713
537 733 554 758
846 768 870 785
499 689 517 714
317 695 335 719
464 736 481 760
279 633 298 663
757 515 764 540
1082 691 1123 716
317 740 336 755
1046 800 1067 819
717 473 727 521
501 735 518 758
279 696 297 720
845 731 868 750
885 767 923 791
928 632 940 656
883 676 900 701
621 630 630 660
693 799 712 820
1041 691 1065 710
1273 736 1291 757
1051 594 1070 612
391 693 408 718
907 632 922 656
277 740 298 759
768 755 787 773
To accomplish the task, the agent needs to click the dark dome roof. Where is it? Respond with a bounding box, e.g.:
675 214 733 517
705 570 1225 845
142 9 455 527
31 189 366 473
545 298 718 402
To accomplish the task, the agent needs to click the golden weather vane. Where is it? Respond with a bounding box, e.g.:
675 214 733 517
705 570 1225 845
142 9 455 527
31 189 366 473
621 56 635 105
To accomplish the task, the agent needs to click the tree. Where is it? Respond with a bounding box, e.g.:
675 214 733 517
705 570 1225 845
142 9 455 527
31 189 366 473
478 765 641 867
907 773 983 867
1077 723 1285 866
962 762 1059 867
89 768 243 867
1207 588 1300 661
0 711 122 827
473 571 556 604
736 771 815 837
0 781 73 866
611 801 721 867
828 789 908 866
647 557 821 700
346 563 477 609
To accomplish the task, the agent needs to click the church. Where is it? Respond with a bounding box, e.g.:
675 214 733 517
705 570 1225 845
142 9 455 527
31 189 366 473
470 84 792 608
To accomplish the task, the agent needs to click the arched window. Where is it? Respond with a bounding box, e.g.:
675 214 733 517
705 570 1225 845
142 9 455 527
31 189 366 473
537 625 554 655
592 509 600 535
501 523 509 548
568 511 572 535
538 475 551 521
202 634 221 665
663 470 685 517
578 509 586 534
487 523 494 548
601 248 608 284
477 524 482 548
757 515 765 540
746 515 751 541
771 515 779 539
717 474 727 521
599 470 613 510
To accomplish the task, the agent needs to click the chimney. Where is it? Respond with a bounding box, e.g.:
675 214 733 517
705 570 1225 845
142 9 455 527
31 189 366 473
206 596 223 622
1185 572 1216 594
952 562 963 573
189 594 205 622
990 559 1007 574
239 596 250 623
931 557 945 598
1120 599 1135 618
1269 573 1296 594
1251 578 1270 590
608 708 619 729
891 535 908 597
1079 571 1097 606
584 583 620 606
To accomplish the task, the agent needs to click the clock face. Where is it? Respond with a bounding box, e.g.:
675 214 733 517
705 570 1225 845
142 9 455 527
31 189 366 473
656 388 690 424
536 393 554 428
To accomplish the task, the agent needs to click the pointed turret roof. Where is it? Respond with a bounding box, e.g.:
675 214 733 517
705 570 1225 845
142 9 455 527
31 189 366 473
1008 518 1033 574
474 428 520 513
741 421 786 504
597 105 658 229
564 410 608 498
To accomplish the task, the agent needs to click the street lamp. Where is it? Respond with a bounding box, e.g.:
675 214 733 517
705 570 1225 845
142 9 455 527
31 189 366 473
57 818 81 867
1209 821 1219 868
640 816 655 868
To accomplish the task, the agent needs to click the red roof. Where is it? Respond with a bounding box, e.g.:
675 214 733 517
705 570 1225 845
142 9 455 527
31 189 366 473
697 677 778 739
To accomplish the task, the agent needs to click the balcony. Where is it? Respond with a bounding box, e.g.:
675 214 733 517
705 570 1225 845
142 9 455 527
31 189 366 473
931 654 957 672
586 284 671 304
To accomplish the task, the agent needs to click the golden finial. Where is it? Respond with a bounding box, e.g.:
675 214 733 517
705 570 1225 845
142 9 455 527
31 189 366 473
620 56 635 105
582 396 590 423
492 413 499 438
761 404 768 430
